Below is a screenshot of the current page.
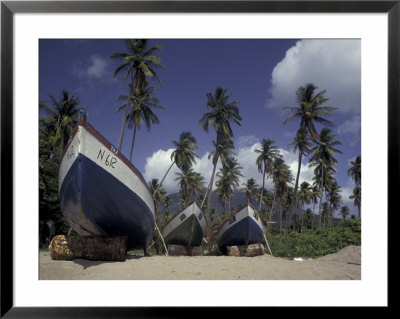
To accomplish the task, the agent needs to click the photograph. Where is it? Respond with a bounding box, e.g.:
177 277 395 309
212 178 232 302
38 38 362 280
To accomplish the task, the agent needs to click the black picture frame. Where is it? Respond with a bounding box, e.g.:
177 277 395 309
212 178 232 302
1 0 394 317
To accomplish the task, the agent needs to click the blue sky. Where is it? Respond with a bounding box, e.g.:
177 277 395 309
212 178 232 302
39 38 361 217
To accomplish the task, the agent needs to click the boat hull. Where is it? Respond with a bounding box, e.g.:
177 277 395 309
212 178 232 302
217 205 264 252
59 115 155 250
162 202 206 247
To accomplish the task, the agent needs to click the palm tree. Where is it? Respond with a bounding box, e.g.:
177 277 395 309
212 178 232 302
349 187 361 219
216 157 243 212
348 155 361 219
148 178 168 254
321 202 332 228
348 155 361 187
326 181 343 226
310 184 320 227
39 90 87 152
149 179 167 212
241 178 259 205
110 39 165 151
340 206 350 219
216 178 230 213
287 129 313 226
283 83 338 141
255 139 282 211
309 128 342 228
155 132 200 196
175 168 205 207
303 208 314 229
199 87 242 220
115 82 165 162
297 181 313 227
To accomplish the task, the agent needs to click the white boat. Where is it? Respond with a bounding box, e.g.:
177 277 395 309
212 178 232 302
162 202 207 247
58 113 155 250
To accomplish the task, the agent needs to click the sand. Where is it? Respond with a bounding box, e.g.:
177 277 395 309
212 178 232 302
39 245 361 280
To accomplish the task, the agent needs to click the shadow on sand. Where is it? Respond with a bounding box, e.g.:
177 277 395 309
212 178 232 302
72 254 145 269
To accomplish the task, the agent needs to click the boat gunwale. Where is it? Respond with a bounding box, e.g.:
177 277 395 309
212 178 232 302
60 115 152 195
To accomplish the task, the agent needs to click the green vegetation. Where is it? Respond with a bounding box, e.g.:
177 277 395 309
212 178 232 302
266 219 361 258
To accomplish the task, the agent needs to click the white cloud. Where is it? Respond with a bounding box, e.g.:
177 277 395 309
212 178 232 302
337 114 361 137
266 39 361 114
73 54 109 79
143 148 180 193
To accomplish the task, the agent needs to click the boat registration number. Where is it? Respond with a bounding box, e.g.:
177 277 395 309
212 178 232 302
97 148 118 169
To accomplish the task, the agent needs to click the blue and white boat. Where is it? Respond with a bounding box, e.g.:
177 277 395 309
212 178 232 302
217 204 265 253
58 113 155 250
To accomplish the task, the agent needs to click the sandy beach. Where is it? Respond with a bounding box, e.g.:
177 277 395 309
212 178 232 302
39 245 360 280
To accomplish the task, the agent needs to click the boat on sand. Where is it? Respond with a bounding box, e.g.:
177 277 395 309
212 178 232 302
58 113 155 250
162 202 207 247
217 204 264 253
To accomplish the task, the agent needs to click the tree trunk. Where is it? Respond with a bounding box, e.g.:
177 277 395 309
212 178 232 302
154 161 175 196
117 103 129 151
226 243 264 257
129 125 137 162
318 163 324 229
167 244 188 256
289 151 303 227
49 235 127 261
202 156 219 223
271 191 277 216
258 165 266 212
279 200 283 233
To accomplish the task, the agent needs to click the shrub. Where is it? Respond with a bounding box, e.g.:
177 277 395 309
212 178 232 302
266 219 361 258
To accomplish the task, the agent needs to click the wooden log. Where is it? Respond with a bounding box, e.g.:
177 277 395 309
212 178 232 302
226 243 264 257
189 246 203 256
167 244 188 256
226 245 241 257
49 235 127 261
244 243 264 257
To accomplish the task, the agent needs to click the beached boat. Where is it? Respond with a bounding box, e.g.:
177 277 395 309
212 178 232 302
162 202 207 247
58 113 155 250
217 204 264 252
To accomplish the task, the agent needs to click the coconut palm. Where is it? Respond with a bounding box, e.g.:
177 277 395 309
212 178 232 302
216 178 230 213
321 202 332 227
241 178 259 205
309 128 342 228
255 139 282 211
349 187 361 219
39 90 87 152
297 181 313 227
199 87 242 220
175 168 205 207
348 155 361 187
270 157 293 232
287 129 313 226
298 181 313 209
115 82 165 161
155 132 200 196
283 83 338 141
340 206 350 220
216 157 243 212
110 39 165 151
147 178 168 254
326 181 343 226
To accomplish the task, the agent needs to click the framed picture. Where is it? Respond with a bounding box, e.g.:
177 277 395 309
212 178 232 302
1 0 394 316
